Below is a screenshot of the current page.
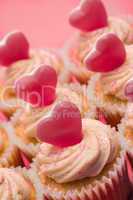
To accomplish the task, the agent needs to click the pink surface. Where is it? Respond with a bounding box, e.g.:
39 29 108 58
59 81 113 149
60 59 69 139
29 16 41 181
0 0 133 48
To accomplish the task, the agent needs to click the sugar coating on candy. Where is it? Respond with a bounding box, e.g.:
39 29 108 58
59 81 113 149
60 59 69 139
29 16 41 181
69 0 108 32
125 80 133 102
20 151 31 169
15 65 57 107
0 31 29 66
37 101 83 147
85 33 126 72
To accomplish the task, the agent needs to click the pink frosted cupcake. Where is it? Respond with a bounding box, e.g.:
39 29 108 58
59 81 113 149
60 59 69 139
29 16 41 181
34 101 130 200
86 33 133 126
10 66 90 158
0 31 69 116
66 0 133 84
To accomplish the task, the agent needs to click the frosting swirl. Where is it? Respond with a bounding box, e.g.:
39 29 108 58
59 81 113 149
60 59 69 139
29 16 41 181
5 49 64 87
100 45 133 101
0 168 35 199
13 86 89 143
36 119 119 183
69 17 133 67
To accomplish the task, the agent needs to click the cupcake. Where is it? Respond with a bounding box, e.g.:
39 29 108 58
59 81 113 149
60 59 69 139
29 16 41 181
0 31 69 116
34 101 130 200
86 33 133 126
10 66 90 158
66 0 133 84
0 119 21 167
0 168 36 199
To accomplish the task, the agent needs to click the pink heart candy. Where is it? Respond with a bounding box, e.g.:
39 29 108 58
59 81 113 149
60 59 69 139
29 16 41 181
69 0 108 32
85 33 126 72
37 101 83 147
15 65 57 107
0 31 29 66
125 80 133 102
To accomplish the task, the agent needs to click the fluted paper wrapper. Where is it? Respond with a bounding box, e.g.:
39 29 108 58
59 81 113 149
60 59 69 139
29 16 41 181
0 122 22 167
5 116 40 158
34 152 131 200
16 166 44 200
87 74 127 126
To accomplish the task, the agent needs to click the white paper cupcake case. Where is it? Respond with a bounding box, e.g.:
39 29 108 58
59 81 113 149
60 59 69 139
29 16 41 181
3 121 39 158
32 151 131 200
87 74 127 119
0 122 21 167
16 166 44 200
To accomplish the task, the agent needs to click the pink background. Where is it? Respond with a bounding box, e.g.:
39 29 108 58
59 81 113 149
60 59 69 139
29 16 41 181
0 0 133 48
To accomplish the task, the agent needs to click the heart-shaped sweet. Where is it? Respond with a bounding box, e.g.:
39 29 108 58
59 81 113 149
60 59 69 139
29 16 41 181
85 33 126 72
37 101 83 147
15 65 57 107
69 0 108 32
0 31 29 66
125 80 133 102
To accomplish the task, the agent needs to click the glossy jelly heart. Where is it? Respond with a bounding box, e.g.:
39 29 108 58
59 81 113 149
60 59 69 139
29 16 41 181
0 31 29 66
37 101 83 147
15 65 57 107
85 33 126 72
69 0 108 32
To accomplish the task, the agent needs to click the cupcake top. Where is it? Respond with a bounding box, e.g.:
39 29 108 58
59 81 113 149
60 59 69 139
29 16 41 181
0 31 64 98
36 118 119 183
99 45 133 101
0 168 35 199
13 85 89 143
69 17 133 64
68 0 133 68
5 49 64 88
0 112 21 167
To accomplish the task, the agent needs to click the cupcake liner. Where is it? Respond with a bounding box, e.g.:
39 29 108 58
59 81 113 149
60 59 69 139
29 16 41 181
87 74 127 126
34 151 131 200
16 166 44 200
2 121 39 158
118 120 133 190
118 116 133 152
63 34 94 84
126 152 133 190
0 123 22 167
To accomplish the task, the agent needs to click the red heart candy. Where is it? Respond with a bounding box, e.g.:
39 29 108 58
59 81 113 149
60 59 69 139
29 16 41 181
126 154 133 187
85 33 126 72
69 0 108 32
125 80 133 102
37 101 83 147
0 31 29 66
15 65 57 107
